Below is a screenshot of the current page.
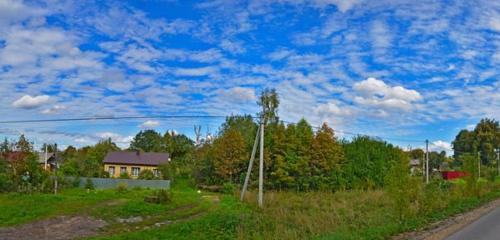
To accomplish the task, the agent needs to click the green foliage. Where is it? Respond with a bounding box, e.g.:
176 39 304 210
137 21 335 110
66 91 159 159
222 182 236 194
118 172 130 179
85 178 94 190
384 155 416 222
212 128 246 184
453 118 499 165
153 189 172 204
129 130 163 152
461 153 478 196
343 136 403 189
138 169 157 180
116 182 128 193
82 138 119 177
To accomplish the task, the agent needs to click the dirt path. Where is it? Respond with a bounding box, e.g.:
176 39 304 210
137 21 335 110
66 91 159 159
0 216 107 240
393 198 500 240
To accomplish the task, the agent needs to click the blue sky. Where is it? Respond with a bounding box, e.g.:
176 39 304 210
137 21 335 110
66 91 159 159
0 0 499 152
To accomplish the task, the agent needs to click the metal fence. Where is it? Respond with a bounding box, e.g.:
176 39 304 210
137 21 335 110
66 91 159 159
69 177 170 189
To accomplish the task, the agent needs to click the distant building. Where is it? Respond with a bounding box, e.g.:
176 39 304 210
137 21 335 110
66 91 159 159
409 158 421 175
37 152 58 171
103 151 170 179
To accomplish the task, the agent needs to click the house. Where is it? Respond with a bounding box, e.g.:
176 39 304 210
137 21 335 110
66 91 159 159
37 152 58 171
103 151 170 178
409 158 421 175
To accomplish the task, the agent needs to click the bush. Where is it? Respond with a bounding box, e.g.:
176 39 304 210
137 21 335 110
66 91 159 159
71 176 81 188
119 172 130 179
0 173 14 193
116 182 128 193
222 182 236 194
145 189 172 204
85 178 95 190
138 169 157 180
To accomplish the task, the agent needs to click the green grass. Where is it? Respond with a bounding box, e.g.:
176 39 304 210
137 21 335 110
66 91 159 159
2 179 500 240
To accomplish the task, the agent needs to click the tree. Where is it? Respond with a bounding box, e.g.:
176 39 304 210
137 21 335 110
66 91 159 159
39 143 56 153
343 136 403 189
212 129 246 183
257 88 279 124
309 123 345 189
16 135 33 153
82 138 119 177
453 118 500 165
0 138 13 154
129 130 163 152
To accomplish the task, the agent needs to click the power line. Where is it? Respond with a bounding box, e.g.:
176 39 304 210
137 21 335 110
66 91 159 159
0 115 228 124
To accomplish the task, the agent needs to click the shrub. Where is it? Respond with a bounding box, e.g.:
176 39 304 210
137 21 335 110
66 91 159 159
116 182 128 193
71 176 81 188
85 178 95 190
138 169 157 180
222 182 236 194
385 156 418 223
145 189 172 204
119 172 130 179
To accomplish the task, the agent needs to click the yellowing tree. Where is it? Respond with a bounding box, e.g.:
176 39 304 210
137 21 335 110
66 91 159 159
213 129 246 183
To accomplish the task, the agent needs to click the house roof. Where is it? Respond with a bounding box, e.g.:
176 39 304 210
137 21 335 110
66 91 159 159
409 159 420 166
2 152 28 163
103 151 170 166
37 152 55 163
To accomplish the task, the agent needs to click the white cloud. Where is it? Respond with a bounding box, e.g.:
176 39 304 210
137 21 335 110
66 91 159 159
314 101 352 116
430 140 452 154
12 95 50 109
489 16 500 32
218 87 256 103
312 0 363 12
174 66 218 76
41 105 66 114
353 78 422 112
139 120 160 129
96 132 133 148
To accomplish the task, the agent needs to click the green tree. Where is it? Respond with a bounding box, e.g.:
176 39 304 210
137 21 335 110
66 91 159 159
257 88 279 124
16 135 33 153
453 118 499 165
385 153 416 222
461 153 479 196
129 130 163 152
82 138 119 177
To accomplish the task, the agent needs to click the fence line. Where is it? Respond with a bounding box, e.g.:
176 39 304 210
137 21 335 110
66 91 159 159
68 177 171 189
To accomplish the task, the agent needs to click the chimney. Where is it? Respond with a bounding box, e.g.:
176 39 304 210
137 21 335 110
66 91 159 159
136 150 140 156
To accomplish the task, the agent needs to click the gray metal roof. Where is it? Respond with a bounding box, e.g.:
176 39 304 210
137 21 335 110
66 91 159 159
103 151 170 166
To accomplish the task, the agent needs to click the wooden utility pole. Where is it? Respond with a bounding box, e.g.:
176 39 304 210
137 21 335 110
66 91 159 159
258 120 264 207
425 139 429 184
240 125 261 201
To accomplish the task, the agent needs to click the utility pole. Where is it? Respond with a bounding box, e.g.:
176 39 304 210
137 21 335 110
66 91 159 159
425 139 429 184
54 143 58 194
240 125 261 201
258 119 264 207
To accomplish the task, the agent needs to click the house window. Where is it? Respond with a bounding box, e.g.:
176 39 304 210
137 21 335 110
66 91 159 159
108 166 115 176
153 169 160 177
120 167 127 174
132 167 140 177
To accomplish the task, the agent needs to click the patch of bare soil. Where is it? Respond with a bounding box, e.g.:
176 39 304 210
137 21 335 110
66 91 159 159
393 198 500 240
0 216 107 240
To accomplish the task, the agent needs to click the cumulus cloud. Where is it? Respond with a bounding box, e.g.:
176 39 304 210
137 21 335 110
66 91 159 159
314 101 352 116
353 77 422 112
430 140 452 154
139 120 160 129
12 95 50 109
96 132 133 148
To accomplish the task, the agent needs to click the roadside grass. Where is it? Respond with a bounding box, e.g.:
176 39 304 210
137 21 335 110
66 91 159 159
2 178 500 240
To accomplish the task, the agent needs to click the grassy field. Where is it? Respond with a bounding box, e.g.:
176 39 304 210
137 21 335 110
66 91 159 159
1 179 500 239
